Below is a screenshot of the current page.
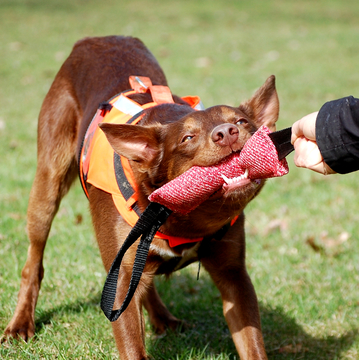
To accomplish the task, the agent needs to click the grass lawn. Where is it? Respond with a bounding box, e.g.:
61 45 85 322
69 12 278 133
1 0 359 359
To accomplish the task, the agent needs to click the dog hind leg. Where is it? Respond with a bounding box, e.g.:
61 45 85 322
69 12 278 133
3 78 81 341
143 282 183 334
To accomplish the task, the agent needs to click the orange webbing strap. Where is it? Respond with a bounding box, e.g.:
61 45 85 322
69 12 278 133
155 215 239 248
181 95 205 110
129 76 152 93
155 231 203 248
149 85 174 104
129 75 174 105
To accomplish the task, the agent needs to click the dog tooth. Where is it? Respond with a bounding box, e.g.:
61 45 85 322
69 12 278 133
222 170 248 185
221 174 230 184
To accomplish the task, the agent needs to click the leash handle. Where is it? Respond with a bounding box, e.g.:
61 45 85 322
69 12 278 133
101 202 172 322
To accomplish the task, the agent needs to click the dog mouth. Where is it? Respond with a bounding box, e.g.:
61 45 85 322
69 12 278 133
221 168 250 189
149 125 289 215
207 165 262 202
220 168 262 193
214 147 261 193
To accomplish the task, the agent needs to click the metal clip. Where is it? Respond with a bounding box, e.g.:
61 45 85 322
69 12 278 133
135 76 148 89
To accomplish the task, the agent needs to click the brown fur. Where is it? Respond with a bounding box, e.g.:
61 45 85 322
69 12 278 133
3 36 280 360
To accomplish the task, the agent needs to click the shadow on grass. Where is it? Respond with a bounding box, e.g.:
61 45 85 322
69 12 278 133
34 292 102 332
31 280 358 360
148 274 359 360
147 300 358 360
261 305 358 360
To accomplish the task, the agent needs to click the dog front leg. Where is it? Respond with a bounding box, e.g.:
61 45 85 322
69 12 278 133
111 298 147 360
89 190 149 358
222 269 267 359
201 226 267 359
205 263 267 359
110 271 151 360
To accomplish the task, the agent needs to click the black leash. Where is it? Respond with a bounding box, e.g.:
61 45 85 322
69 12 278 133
101 202 172 322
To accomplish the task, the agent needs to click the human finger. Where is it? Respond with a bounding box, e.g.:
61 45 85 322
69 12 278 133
291 111 318 144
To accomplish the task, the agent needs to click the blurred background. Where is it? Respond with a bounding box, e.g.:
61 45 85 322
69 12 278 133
1 0 358 359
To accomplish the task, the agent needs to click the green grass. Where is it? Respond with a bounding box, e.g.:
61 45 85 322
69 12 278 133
1 0 359 358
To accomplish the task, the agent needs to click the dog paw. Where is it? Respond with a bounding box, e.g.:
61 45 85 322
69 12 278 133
153 317 187 335
2 319 35 343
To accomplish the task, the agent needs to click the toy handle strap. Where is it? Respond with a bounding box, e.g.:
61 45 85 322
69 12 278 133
101 202 172 322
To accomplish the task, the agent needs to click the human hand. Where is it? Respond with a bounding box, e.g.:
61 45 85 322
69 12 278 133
291 112 336 175
291 112 318 143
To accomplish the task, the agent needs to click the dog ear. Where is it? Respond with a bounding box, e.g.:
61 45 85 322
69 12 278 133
99 123 161 165
239 75 279 132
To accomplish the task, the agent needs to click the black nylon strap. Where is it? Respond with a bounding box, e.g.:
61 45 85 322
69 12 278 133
268 127 294 160
114 153 134 200
113 153 141 217
112 110 146 217
101 202 172 322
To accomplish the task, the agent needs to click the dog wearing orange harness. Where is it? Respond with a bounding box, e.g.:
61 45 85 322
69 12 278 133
3 36 281 360
79 80 207 247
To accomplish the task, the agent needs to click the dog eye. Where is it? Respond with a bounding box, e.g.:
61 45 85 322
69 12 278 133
235 118 248 126
182 135 194 143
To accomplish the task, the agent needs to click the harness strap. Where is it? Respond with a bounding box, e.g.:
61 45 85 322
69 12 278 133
112 93 143 116
149 85 174 104
129 76 152 93
101 202 172 322
114 153 141 216
129 75 174 105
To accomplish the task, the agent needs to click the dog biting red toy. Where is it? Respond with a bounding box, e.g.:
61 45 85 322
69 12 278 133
149 125 289 214
101 125 291 322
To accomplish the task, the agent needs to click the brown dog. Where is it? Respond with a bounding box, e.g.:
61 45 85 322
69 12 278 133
3 36 279 359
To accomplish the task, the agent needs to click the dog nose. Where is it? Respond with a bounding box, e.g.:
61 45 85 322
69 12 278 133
211 123 239 147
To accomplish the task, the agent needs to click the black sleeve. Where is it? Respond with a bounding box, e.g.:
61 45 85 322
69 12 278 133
316 96 359 174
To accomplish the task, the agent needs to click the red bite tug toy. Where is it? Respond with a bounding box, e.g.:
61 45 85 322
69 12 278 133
149 125 289 214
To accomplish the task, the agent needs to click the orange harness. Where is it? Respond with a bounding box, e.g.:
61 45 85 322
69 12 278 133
79 76 205 247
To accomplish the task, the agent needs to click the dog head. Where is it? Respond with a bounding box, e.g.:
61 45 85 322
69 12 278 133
100 75 279 233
